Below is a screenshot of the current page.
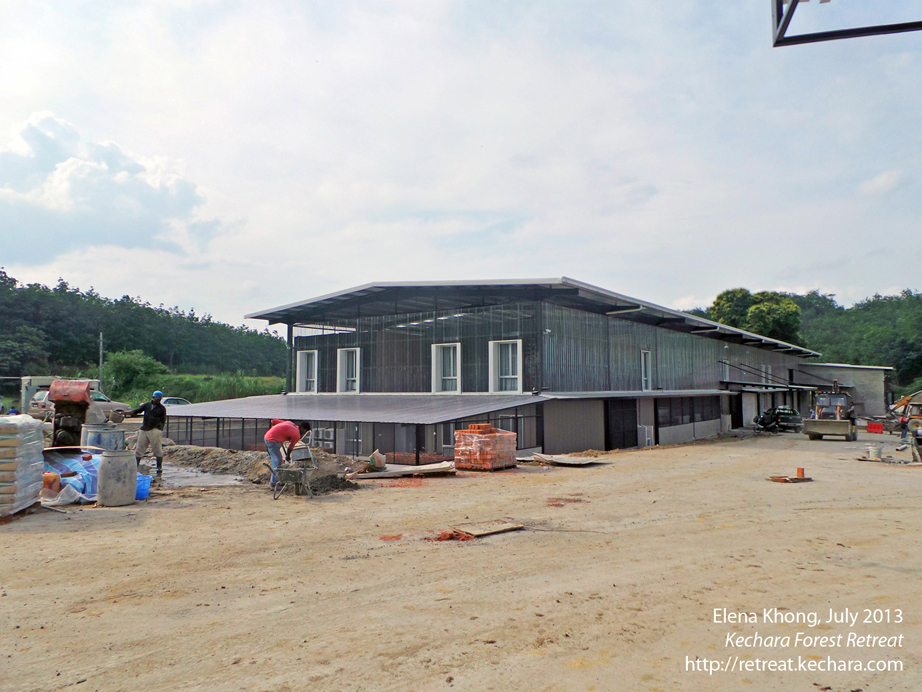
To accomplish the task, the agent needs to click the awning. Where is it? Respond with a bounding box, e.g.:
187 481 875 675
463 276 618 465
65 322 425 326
166 393 546 426
167 389 747 425
740 387 799 393
543 390 732 399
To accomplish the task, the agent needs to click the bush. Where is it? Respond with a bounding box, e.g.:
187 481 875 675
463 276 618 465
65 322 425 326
104 350 169 400
114 371 285 407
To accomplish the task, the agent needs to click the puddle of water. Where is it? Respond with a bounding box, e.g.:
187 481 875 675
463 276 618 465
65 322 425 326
152 462 243 488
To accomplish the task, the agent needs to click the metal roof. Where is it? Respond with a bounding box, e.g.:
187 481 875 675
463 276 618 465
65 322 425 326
245 277 819 358
166 393 545 425
543 390 733 399
165 390 754 425
801 363 894 371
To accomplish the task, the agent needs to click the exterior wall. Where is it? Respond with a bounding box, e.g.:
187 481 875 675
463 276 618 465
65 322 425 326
658 419 721 446
294 300 809 397
294 303 541 394
798 365 888 416
540 304 806 392
742 392 759 427
542 399 605 454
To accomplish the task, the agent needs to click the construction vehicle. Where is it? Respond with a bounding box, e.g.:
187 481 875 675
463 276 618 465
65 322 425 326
888 390 922 434
802 382 857 441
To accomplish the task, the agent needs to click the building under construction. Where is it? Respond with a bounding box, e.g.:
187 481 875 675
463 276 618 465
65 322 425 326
166 278 838 460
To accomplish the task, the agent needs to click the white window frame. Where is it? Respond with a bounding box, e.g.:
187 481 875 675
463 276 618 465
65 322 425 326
721 359 730 382
296 350 318 393
489 339 523 394
431 343 462 393
641 350 652 391
337 348 361 393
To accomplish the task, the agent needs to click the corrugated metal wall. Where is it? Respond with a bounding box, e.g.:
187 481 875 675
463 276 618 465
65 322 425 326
294 303 541 393
541 304 804 392
294 300 807 395
543 399 605 454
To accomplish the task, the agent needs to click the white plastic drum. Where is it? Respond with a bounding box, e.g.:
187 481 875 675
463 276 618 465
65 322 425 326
97 449 136 507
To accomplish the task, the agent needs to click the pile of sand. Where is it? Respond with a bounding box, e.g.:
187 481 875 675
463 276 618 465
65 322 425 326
164 445 358 488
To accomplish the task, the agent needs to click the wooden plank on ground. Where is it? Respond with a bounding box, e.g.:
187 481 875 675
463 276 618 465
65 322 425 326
533 453 600 466
350 461 456 480
451 519 525 537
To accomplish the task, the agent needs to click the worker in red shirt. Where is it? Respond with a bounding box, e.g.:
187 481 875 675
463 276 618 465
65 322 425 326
264 419 310 487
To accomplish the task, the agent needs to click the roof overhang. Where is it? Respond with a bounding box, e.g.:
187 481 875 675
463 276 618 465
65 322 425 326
543 390 732 399
166 389 750 426
166 393 545 426
246 277 820 358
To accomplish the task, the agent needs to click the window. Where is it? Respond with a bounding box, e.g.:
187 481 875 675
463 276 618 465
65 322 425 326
760 364 772 384
296 350 318 393
656 397 721 428
489 339 523 393
432 343 461 393
498 414 524 436
722 360 730 382
641 350 652 391
337 348 360 393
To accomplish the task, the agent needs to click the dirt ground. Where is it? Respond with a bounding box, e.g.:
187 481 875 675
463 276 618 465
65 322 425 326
2 433 920 692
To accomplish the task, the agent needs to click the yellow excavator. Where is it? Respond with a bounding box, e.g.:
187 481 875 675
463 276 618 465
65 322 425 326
890 390 922 434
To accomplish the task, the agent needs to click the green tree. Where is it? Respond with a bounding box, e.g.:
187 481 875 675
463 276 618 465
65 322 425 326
745 299 801 344
103 350 170 395
708 288 802 344
0 326 47 376
710 288 754 328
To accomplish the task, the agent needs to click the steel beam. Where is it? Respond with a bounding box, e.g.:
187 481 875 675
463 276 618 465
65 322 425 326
773 0 922 47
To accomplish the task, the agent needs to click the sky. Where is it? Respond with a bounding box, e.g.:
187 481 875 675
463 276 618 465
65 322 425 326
1 1 920 330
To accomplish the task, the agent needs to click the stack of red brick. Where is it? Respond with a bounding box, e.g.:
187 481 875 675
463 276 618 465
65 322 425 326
454 423 517 471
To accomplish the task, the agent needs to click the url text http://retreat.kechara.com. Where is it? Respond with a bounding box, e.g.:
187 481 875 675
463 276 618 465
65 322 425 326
685 606 906 675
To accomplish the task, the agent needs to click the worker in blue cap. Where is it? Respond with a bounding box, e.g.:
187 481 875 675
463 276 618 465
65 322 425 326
124 391 167 476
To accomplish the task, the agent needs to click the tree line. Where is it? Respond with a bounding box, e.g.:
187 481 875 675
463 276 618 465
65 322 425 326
691 288 922 394
0 269 287 379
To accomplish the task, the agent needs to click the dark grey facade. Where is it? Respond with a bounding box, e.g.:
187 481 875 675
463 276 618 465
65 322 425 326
292 301 810 396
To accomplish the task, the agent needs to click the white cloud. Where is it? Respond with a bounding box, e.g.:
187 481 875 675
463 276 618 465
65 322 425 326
859 169 903 196
0 112 212 263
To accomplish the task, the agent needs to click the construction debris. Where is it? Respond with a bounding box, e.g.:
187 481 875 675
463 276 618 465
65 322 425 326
347 461 455 480
450 520 524 537
427 530 474 542
533 453 601 466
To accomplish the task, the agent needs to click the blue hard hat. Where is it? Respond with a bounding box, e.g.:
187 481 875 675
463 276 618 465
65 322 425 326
153 391 163 398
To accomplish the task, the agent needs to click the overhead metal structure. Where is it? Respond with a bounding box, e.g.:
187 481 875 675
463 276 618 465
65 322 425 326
247 277 820 358
773 0 922 47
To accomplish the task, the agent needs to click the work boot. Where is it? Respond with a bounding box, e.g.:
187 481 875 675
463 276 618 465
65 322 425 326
155 457 163 476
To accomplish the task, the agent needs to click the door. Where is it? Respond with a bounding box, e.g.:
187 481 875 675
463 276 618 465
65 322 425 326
730 395 743 429
606 399 639 450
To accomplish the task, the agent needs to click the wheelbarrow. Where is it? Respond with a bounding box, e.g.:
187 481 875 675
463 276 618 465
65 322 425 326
264 438 317 500
271 462 315 499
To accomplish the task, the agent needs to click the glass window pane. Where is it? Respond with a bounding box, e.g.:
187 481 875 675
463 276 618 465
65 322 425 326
497 342 519 391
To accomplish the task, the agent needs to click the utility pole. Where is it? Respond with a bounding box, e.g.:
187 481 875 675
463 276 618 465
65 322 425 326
99 332 104 393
